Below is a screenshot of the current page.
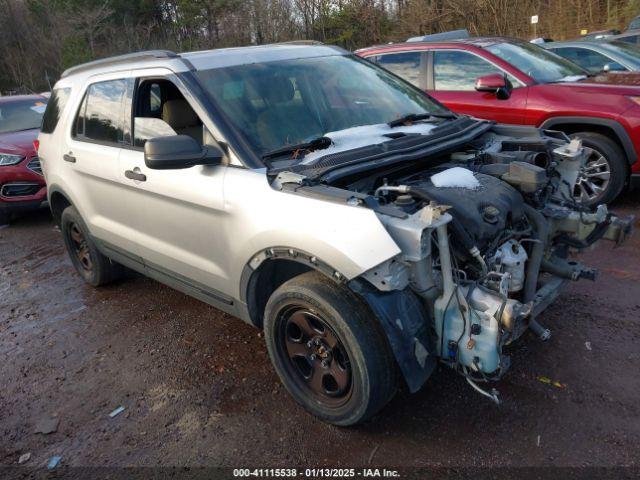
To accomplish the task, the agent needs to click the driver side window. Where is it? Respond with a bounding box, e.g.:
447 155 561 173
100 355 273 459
132 79 204 148
552 47 618 73
434 50 516 91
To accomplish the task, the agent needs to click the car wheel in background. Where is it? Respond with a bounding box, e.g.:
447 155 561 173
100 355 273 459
570 132 627 206
264 271 397 426
60 205 123 286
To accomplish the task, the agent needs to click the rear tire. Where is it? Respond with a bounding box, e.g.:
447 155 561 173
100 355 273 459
570 132 627 206
61 205 123 286
263 271 397 426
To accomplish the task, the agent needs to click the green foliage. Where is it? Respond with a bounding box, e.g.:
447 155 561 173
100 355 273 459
2 0 640 92
323 2 392 50
623 0 640 24
61 35 92 70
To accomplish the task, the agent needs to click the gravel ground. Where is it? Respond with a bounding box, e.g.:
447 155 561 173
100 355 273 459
1 194 639 475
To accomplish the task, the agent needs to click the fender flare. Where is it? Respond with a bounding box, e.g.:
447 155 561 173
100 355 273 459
540 116 637 165
238 245 354 327
239 246 346 303
46 184 75 223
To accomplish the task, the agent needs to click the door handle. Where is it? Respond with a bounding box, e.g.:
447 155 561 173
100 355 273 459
63 153 76 163
125 169 147 182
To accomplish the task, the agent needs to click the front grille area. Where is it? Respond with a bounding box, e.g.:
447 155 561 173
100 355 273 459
1 182 41 198
27 156 42 175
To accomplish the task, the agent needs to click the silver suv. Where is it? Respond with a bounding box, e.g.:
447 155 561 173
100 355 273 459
38 44 632 425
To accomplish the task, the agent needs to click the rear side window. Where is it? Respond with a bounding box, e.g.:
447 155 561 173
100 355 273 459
41 88 71 134
375 52 423 87
619 34 640 45
74 79 127 145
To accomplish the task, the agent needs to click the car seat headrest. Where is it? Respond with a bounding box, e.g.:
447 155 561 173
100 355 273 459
256 74 295 104
162 99 199 130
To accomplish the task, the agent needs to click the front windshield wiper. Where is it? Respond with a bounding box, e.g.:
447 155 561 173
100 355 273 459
387 112 457 128
261 136 332 161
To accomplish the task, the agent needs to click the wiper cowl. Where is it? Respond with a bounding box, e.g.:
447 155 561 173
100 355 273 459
262 136 332 161
387 112 457 128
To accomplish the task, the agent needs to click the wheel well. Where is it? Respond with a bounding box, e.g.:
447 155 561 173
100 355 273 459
49 191 72 225
245 258 313 328
550 123 626 158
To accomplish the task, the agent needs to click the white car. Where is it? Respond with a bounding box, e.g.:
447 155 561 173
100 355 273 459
38 44 632 425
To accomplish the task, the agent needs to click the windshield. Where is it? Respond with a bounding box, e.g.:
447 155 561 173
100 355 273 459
604 41 640 67
194 54 450 158
486 41 588 83
0 98 47 134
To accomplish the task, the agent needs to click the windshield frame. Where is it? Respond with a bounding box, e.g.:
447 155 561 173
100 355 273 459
191 53 456 168
485 40 589 84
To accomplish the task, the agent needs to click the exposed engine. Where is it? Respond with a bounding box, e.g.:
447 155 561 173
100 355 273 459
270 123 633 403
348 128 632 402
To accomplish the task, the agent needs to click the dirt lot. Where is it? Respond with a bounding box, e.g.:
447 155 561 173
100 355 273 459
1 195 639 474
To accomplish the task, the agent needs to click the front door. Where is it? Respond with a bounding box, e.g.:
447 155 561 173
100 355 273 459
117 74 232 301
427 49 529 125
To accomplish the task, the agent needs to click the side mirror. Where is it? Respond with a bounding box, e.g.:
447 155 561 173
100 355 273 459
603 62 626 72
144 135 224 170
475 73 511 100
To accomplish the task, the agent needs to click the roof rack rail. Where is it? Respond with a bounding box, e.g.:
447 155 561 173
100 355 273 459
61 50 179 78
275 40 325 45
407 29 470 43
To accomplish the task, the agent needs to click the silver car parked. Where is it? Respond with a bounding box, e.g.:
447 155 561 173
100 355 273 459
38 44 632 425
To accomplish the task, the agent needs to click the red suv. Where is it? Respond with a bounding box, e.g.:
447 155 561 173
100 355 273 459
0 94 48 224
357 37 640 205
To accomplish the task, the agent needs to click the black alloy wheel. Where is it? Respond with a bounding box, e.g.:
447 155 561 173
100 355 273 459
275 306 352 406
68 221 93 272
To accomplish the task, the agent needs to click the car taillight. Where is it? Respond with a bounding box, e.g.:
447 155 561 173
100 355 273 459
33 139 40 152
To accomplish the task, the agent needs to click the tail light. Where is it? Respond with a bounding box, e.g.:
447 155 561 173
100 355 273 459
33 139 40 152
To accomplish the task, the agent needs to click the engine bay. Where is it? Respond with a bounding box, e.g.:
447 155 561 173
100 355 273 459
269 122 634 402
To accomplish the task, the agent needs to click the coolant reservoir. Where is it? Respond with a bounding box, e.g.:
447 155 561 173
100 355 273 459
494 240 528 292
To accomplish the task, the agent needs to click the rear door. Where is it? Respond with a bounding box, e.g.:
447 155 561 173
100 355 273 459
427 49 529 124
63 74 142 257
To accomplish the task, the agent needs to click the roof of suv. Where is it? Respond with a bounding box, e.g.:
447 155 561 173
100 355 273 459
356 36 516 55
61 42 348 80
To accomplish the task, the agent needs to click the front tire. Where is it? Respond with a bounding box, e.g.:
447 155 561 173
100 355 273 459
264 272 397 426
570 132 627 206
60 205 123 286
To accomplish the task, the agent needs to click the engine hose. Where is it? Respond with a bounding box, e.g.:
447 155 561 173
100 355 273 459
540 258 579 280
522 204 552 340
522 204 549 305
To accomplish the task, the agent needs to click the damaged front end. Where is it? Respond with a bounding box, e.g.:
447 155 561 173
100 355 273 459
272 122 633 402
